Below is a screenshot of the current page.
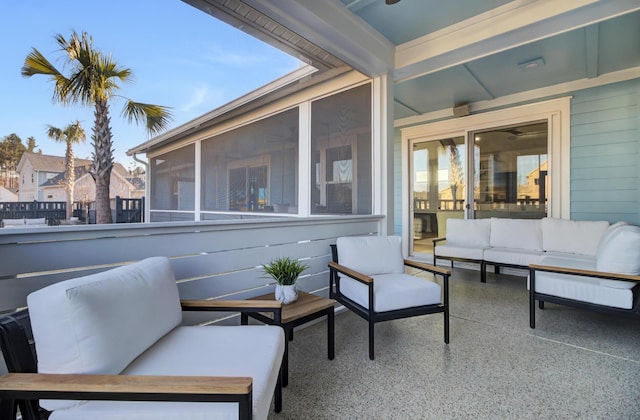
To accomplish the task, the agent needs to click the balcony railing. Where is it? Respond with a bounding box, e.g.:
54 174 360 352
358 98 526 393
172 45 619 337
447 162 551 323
0 215 382 374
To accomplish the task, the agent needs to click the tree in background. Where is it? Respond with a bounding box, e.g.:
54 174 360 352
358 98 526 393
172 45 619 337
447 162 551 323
47 121 86 219
22 31 172 223
0 133 27 190
26 136 39 153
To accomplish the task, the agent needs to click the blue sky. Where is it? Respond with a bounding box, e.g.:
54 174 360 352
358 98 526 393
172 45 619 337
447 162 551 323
0 0 301 169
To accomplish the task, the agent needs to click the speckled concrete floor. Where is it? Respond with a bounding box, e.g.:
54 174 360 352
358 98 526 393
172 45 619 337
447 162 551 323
269 267 640 420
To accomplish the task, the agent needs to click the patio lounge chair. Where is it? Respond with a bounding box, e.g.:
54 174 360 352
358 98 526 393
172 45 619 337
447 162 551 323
0 256 285 420
329 236 450 360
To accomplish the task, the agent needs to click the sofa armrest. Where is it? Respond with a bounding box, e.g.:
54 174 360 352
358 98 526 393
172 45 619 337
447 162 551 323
181 299 283 322
0 373 253 419
432 237 446 246
328 261 373 285
404 259 451 277
529 264 640 283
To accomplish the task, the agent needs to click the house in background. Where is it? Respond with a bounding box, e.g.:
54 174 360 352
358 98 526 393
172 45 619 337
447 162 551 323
39 163 142 203
128 1 639 258
0 186 18 202
16 152 92 202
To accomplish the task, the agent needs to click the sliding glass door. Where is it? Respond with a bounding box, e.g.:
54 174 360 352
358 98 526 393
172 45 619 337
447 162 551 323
411 136 465 255
410 121 548 256
472 121 548 219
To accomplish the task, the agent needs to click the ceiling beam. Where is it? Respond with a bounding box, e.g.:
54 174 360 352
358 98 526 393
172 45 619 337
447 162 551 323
242 0 395 76
585 24 600 79
394 0 640 83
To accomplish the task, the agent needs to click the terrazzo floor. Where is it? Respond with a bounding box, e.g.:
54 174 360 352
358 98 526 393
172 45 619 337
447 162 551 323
269 267 640 420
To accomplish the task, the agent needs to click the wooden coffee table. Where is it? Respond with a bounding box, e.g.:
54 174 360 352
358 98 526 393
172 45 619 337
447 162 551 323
241 291 335 387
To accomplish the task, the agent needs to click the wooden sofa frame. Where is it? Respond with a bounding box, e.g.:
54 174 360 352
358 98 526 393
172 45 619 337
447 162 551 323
529 264 640 329
0 300 284 420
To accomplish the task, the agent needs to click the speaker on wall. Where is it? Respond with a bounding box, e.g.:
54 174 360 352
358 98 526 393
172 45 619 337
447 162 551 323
453 103 470 117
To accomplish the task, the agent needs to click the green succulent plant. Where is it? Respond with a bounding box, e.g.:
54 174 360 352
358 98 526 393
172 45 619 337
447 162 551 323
262 257 309 286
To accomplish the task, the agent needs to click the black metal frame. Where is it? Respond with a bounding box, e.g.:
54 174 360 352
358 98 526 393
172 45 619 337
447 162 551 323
529 265 640 329
432 237 487 282
241 302 334 387
330 244 449 360
0 303 286 420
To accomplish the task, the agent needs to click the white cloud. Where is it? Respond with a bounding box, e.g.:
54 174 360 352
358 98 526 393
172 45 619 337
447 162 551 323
203 46 268 67
179 84 212 113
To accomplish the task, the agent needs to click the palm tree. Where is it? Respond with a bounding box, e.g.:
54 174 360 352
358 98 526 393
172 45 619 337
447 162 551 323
22 31 172 224
47 121 86 220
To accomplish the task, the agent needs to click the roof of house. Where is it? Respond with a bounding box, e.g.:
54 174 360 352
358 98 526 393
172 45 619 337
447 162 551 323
40 162 138 189
17 152 93 173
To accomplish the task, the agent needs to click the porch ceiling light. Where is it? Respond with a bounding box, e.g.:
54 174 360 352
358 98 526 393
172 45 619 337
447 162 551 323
518 57 545 70
386 0 401 4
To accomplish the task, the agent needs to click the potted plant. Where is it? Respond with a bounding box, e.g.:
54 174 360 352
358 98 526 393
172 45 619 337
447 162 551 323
262 257 309 304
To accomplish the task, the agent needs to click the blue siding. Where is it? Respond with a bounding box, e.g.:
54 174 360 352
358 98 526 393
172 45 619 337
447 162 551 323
393 78 640 233
570 79 640 224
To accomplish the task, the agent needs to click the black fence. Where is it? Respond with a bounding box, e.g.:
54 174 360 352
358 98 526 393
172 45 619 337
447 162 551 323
0 201 66 225
2 197 144 226
116 196 145 223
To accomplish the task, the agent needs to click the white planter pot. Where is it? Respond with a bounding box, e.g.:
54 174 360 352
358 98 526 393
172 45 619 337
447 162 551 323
275 284 298 304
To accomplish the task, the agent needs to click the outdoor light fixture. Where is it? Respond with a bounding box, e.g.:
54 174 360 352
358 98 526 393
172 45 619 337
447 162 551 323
386 0 401 4
518 57 545 70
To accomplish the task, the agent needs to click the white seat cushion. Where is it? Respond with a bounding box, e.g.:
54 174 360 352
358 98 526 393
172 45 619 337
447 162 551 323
530 256 635 309
49 325 285 420
28 257 182 411
541 218 609 256
2 218 25 227
483 247 543 267
446 218 490 247
337 236 404 275
490 218 542 251
531 271 634 309
434 244 485 261
340 273 441 312
596 223 640 275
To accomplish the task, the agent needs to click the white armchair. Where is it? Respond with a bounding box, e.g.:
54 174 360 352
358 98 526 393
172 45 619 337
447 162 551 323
329 236 450 360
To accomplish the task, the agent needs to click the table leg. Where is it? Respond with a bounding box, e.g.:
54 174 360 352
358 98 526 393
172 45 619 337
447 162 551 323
328 308 335 360
240 313 248 326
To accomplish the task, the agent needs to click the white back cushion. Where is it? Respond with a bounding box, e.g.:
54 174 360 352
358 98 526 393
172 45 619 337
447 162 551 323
541 218 609 256
446 218 491 247
490 218 542 251
596 224 640 275
336 236 404 275
28 257 182 410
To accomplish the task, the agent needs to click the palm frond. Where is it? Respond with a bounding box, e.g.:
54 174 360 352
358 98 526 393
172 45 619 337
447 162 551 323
21 48 62 77
122 101 173 136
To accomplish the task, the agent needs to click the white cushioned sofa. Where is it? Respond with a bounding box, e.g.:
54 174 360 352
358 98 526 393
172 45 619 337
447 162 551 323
433 217 610 282
0 256 285 420
433 217 640 326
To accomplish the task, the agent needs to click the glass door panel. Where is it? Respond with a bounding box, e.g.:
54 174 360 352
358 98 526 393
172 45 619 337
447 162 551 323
411 136 465 256
473 122 548 219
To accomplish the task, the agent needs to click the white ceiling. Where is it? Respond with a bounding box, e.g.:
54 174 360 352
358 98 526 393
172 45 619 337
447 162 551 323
184 0 640 121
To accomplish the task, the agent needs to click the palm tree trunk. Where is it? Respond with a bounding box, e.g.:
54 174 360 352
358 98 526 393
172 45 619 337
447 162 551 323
92 99 114 224
65 142 74 220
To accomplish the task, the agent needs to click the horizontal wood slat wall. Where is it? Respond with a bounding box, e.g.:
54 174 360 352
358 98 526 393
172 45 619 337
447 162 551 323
0 216 382 315
0 216 382 374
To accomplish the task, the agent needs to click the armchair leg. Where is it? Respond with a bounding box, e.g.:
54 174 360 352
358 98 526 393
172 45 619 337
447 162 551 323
529 270 536 329
0 398 16 420
444 309 450 344
368 320 375 360
274 361 283 413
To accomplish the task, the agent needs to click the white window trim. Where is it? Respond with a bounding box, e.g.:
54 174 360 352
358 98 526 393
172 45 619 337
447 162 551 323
400 97 571 255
